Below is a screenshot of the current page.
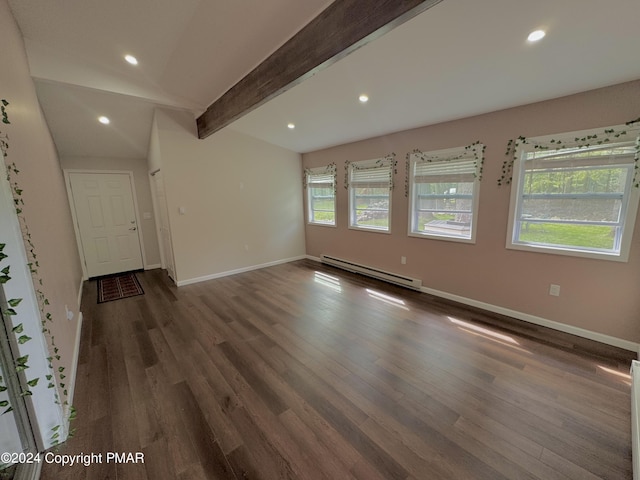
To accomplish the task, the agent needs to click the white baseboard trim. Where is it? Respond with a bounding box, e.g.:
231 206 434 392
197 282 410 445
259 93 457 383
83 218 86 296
64 311 83 429
176 255 308 287
306 254 321 262
308 255 638 352
145 263 162 270
420 285 639 352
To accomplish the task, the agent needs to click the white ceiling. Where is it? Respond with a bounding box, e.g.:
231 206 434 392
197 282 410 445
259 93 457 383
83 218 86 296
8 0 640 158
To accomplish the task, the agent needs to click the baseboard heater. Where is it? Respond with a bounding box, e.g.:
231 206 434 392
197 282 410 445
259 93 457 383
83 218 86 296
633 360 639 480
320 255 422 291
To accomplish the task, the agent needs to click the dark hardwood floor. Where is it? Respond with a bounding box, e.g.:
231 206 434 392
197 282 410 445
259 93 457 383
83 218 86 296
40 260 635 479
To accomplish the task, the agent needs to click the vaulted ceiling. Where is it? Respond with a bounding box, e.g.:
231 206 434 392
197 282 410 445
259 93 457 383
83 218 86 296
8 0 640 158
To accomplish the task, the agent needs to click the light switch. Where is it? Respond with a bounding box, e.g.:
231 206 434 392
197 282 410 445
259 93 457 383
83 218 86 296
178 207 186 215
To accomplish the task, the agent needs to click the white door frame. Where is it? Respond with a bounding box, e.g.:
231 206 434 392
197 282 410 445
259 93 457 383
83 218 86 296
148 169 165 270
64 170 148 280
149 169 176 282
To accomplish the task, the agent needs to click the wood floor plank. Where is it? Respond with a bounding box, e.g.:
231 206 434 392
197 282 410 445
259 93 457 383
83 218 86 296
278 408 357 480
281 364 409 480
184 342 244 455
145 366 200 476
142 438 179 480
169 381 237 480
39 261 634 480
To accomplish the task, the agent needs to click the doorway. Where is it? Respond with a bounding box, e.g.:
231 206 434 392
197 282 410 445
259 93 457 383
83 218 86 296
151 170 176 281
66 172 144 278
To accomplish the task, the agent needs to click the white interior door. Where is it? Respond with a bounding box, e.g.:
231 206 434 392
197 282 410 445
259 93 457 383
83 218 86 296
68 172 143 278
153 171 176 281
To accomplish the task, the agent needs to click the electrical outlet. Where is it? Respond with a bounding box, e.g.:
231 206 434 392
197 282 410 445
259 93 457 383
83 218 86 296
549 284 560 296
401 256 407 265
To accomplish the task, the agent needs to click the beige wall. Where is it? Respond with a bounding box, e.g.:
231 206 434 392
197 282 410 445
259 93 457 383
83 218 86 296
303 80 640 344
152 109 306 284
60 156 162 269
0 0 83 408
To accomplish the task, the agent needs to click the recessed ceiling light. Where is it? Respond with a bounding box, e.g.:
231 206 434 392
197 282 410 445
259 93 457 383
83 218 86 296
124 54 138 65
287 123 295 129
527 30 546 42
359 94 369 103
98 116 110 125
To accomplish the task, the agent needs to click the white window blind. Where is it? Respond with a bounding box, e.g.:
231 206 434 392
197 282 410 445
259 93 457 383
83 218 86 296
350 162 393 188
413 158 477 183
307 169 335 188
524 142 636 170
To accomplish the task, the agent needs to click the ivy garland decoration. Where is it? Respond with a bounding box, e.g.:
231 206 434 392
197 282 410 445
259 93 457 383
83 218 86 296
302 162 337 194
344 153 397 191
0 250 37 416
405 141 485 197
0 244 21 417
0 99 75 445
499 117 640 187
1 99 9 125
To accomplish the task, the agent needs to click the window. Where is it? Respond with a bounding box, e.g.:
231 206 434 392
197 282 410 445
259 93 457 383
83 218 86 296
507 126 640 261
348 157 395 232
306 165 336 226
408 145 482 242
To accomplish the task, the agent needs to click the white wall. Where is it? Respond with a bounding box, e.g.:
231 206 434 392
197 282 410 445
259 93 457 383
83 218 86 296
0 0 84 449
152 109 306 285
60 156 162 269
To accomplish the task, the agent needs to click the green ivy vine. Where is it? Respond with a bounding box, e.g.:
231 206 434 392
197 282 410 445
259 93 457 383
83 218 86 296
0 99 74 445
499 117 640 187
1 99 9 125
0 248 37 409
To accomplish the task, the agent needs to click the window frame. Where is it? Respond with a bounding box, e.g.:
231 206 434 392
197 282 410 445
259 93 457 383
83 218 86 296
306 165 337 227
348 157 394 234
506 125 640 262
407 145 482 244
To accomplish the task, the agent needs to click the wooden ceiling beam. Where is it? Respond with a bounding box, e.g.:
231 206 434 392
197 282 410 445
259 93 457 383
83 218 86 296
196 0 443 139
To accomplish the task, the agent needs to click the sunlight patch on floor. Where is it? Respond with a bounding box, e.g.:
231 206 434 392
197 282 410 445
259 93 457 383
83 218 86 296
314 271 342 293
448 316 532 353
598 365 631 385
448 316 519 344
366 288 409 310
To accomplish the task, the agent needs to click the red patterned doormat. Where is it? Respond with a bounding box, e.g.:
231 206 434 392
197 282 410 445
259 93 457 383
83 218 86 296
97 272 144 303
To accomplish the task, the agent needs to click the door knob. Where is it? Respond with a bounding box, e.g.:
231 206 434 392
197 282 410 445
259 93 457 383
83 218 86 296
129 227 137 231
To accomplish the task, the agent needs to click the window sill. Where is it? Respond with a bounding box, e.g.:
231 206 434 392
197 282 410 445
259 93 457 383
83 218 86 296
408 231 475 244
348 225 391 234
506 241 628 262
308 222 336 228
